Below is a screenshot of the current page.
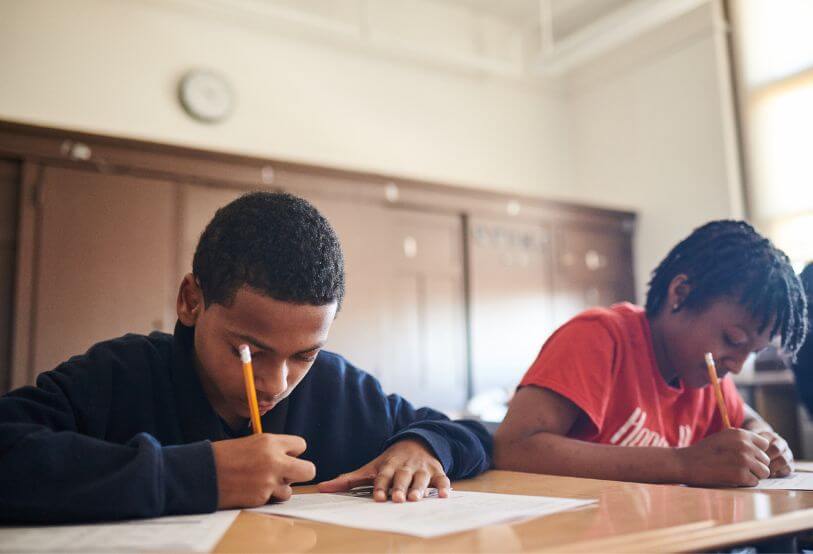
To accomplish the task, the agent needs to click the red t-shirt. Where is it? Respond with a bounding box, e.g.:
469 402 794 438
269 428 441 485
520 303 744 447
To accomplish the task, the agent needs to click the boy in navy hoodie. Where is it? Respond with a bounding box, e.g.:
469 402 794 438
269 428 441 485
0 192 491 523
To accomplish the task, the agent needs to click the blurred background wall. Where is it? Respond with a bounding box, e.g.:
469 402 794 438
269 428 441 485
0 0 744 294
4 0 808 449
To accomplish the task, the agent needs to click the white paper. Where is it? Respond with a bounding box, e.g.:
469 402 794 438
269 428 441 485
752 472 813 490
0 510 240 553
251 491 595 538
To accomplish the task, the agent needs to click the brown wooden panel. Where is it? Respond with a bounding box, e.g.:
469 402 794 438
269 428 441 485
554 224 633 284
31 167 176 374
383 210 467 410
468 217 556 395
552 223 636 327
294 192 468 410
0 121 637 229
178 184 244 284
0 122 638 408
0 157 21 393
293 192 391 379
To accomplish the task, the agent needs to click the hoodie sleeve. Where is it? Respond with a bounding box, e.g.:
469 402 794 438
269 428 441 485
0 343 217 523
320 352 491 479
380 393 492 479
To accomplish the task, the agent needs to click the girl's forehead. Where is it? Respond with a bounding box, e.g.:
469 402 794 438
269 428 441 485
704 297 768 330
709 297 778 343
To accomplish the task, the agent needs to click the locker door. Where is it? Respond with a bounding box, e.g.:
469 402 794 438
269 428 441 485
383 209 467 411
468 218 555 395
293 192 391 381
0 158 21 392
30 166 176 375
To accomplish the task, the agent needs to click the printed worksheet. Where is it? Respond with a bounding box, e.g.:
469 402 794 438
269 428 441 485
0 510 239 552
752 472 813 491
251 491 596 538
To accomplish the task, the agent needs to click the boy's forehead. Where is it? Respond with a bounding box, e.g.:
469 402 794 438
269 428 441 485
217 287 336 340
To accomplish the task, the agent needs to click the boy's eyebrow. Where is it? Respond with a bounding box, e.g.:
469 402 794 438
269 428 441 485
296 342 326 354
230 332 325 354
231 333 276 352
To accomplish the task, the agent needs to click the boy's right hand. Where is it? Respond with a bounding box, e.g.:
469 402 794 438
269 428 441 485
211 434 316 509
677 428 771 487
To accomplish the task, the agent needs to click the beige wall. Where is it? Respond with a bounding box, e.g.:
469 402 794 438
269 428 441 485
0 0 742 299
565 2 744 300
0 0 571 198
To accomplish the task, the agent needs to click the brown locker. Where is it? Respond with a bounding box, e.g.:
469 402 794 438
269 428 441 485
0 158 21 393
178 184 244 284
25 166 177 378
293 190 467 411
383 209 467 410
287 191 391 383
468 217 556 395
552 224 635 327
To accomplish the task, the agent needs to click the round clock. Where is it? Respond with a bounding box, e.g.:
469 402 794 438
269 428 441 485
178 70 234 123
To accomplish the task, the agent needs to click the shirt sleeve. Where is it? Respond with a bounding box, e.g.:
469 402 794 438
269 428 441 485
293 353 492 482
0 351 217 523
519 317 618 436
381 395 492 480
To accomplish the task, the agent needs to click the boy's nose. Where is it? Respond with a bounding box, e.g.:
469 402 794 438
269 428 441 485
256 363 289 398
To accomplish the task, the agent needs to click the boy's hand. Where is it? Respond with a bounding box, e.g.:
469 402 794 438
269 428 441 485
317 439 451 502
756 430 794 477
211 434 316 509
676 428 771 487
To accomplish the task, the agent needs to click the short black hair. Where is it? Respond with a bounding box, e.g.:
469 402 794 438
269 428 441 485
645 220 807 354
192 191 344 308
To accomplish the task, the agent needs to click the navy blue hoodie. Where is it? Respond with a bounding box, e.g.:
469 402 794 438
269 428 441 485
0 322 491 523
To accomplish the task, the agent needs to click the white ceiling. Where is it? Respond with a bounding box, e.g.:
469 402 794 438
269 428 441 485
188 0 709 79
441 0 637 39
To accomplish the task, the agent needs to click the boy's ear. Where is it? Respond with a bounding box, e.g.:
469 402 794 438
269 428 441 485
177 273 204 326
667 274 691 312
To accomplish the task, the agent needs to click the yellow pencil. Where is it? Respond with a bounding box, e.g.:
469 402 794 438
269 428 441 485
239 344 263 434
704 352 731 429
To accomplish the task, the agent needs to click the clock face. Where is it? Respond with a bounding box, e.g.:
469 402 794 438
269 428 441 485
178 70 234 123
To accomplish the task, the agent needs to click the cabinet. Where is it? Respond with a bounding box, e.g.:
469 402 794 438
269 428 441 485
0 159 20 393
468 218 556 395
1 123 636 412
299 191 467 411
178 184 243 284
26 166 176 374
552 223 635 328
383 209 466 410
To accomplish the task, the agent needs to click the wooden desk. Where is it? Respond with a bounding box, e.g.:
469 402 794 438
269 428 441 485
215 470 813 553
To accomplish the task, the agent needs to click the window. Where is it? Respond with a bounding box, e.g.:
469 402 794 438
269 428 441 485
730 0 813 269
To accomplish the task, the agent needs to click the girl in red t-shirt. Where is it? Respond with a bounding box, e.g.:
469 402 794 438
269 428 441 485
495 220 807 487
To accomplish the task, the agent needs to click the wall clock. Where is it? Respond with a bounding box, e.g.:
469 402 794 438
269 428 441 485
178 70 234 123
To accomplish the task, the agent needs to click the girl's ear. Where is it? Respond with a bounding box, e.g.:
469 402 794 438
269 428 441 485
177 273 204 326
667 274 691 312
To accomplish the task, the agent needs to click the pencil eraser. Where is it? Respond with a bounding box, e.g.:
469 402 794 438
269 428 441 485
238 344 252 363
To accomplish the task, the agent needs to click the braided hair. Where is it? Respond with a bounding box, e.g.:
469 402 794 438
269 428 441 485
645 220 808 354
801 262 813 322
